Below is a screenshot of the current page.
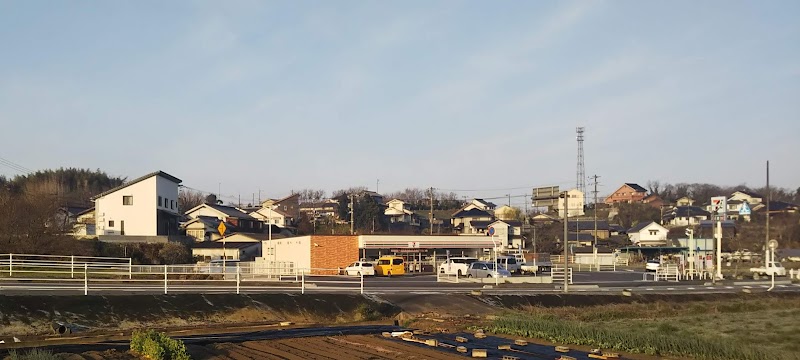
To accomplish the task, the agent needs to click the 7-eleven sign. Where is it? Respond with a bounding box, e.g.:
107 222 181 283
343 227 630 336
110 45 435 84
710 196 727 220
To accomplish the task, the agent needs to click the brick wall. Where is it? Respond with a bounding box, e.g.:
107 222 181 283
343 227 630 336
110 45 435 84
309 235 359 275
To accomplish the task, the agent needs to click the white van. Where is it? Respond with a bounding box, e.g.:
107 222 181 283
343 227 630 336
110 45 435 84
496 256 521 274
439 257 478 276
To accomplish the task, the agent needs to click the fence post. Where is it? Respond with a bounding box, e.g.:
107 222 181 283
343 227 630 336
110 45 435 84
360 271 364 295
129 258 133 280
164 265 168 295
71 255 75 279
236 263 241 295
84 263 88 296
8 253 12 276
301 272 305 294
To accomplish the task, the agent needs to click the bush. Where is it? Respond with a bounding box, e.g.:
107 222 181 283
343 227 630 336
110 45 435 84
130 329 190 360
6 348 60 360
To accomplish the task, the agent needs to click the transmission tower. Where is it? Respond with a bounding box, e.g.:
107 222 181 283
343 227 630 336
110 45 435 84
576 127 586 203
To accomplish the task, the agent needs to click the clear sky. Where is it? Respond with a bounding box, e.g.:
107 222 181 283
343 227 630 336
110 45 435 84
1 1 798 206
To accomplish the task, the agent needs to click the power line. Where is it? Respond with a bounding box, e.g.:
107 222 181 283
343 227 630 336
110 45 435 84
0 156 33 175
438 180 573 193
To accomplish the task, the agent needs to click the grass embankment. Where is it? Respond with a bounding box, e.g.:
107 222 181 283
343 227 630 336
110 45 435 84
489 296 800 360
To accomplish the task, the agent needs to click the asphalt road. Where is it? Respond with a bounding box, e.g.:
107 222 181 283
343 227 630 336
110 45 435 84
0 270 797 295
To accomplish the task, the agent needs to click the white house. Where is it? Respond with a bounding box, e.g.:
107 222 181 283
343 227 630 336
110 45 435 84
488 220 525 249
184 203 263 233
463 199 497 212
250 207 292 227
662 206 710 227
384 199 419 225
92 171 182 236
628 221 668 246
557 189 585 217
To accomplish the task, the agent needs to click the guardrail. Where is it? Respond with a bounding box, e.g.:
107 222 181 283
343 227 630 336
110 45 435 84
551 266 573 284
0 254 366 295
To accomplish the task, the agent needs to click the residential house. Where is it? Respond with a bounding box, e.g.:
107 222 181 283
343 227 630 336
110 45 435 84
258 193 300 226
628 221 668 246
642 194 665 209
71 207 96 237
604 183 648 205
412 209 453 234
488 219 525 249
759 201 800 216
463 198 497 212
183 216 238 242
384 199 420 226
566 233 595 247
675 197 695 207
299 200 340 222
452 208 494 234
729 190 764 205
92 171 182 237
662 206 710 227
184 203 263 233
568 220 610 240
557 189 585 217
192 241 262 261
531 213 560 224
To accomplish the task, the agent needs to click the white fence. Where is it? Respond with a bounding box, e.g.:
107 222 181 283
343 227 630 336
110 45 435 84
551 266 573 284
0 254 364 295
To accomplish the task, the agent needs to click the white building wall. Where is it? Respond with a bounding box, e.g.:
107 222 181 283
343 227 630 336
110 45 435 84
156 176 180 215
633 223 668 245
557 189 585 217
96 177 158 236
263 236 311 270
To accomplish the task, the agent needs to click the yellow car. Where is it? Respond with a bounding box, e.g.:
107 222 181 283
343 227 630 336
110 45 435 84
374 256 405 277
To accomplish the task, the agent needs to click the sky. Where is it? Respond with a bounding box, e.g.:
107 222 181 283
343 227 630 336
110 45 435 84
1 1 798 207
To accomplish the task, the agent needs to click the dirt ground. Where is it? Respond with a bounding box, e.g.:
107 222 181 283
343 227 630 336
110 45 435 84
54 335 461 360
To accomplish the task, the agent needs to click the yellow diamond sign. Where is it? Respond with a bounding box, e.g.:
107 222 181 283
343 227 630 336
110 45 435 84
217 221 226 236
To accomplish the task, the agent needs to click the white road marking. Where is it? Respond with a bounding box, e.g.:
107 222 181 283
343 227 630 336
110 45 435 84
646 288 654 291
743 286 752 289
687 287 695 290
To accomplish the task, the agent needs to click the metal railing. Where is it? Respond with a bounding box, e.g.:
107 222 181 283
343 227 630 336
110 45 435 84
551 266 573 284
0 254 366 295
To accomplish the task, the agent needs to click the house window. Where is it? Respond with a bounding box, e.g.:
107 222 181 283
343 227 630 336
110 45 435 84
171 200 175 209
283 206 287 211
123 196 133 205
108 220 115 227
158 196 162 207
649 230 658 236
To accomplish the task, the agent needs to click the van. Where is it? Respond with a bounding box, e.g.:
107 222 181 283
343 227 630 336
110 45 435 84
374 256 405 277
496 256 521 274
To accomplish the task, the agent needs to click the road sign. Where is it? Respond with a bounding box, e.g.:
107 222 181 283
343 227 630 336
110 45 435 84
739 202 751 215
487 226 495 236
407 241 420 249
768 239 779 250
532 186 560 207
218 222 227 236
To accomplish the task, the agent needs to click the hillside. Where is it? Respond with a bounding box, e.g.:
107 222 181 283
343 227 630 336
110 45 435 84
0 168 125 206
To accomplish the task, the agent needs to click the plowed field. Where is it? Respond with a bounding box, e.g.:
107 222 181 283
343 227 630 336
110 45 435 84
189 335 458 360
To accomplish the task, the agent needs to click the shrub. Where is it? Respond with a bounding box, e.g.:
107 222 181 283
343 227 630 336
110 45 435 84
6 348 60 360
130 329 190 360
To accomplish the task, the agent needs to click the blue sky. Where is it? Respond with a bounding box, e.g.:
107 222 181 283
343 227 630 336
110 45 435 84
1 1 798 205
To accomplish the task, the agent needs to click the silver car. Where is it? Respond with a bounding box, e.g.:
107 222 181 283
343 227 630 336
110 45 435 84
466 261 511 278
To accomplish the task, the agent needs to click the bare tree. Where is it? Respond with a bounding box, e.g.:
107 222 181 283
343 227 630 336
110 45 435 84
178 189 206 212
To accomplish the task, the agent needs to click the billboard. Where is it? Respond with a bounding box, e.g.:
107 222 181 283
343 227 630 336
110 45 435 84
710 196 727 220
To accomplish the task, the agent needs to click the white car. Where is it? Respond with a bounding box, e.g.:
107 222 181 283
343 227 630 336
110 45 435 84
496 256 521 274
645 260 661 272
439 257 478 276
344 261 375 276
466 261 511 278
750 262 786 277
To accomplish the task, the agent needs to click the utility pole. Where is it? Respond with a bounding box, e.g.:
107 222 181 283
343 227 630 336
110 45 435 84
429 187 435 235
350 193 355 235
590 175 600 266
766 160 770 265
376 179 379 194
562 191 569 293
507 194 511 207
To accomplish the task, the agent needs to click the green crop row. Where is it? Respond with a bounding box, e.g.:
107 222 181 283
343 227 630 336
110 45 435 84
130 329 190 360
488 315 789 360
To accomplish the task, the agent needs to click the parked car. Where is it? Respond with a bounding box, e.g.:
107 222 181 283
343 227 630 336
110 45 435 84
438 257 478 276
645 259 661 272
374 256 405 277
344 261 375 276
496 256 521 274
466 261 511 278
750 261 786 277
199 259 240 274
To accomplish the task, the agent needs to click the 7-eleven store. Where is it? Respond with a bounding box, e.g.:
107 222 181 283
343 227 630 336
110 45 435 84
359 235 498 272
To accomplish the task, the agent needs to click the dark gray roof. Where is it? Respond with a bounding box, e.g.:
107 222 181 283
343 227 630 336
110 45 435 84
734 190 763 198
473 199 497 208
568 220 609 231
91 171 181 200
567 233 596 242
189 216 239 232
192 241 261 249
628 221 655 233
470 220 492 229
699 220 736 228
608 224 626 233
495 220 522 227
625 183 647 193
761 201 800 212
205 203 257 220
452 208 493 218
664 206 710 219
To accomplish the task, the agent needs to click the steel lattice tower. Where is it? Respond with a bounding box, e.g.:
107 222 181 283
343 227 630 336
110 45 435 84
576 127 586 201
